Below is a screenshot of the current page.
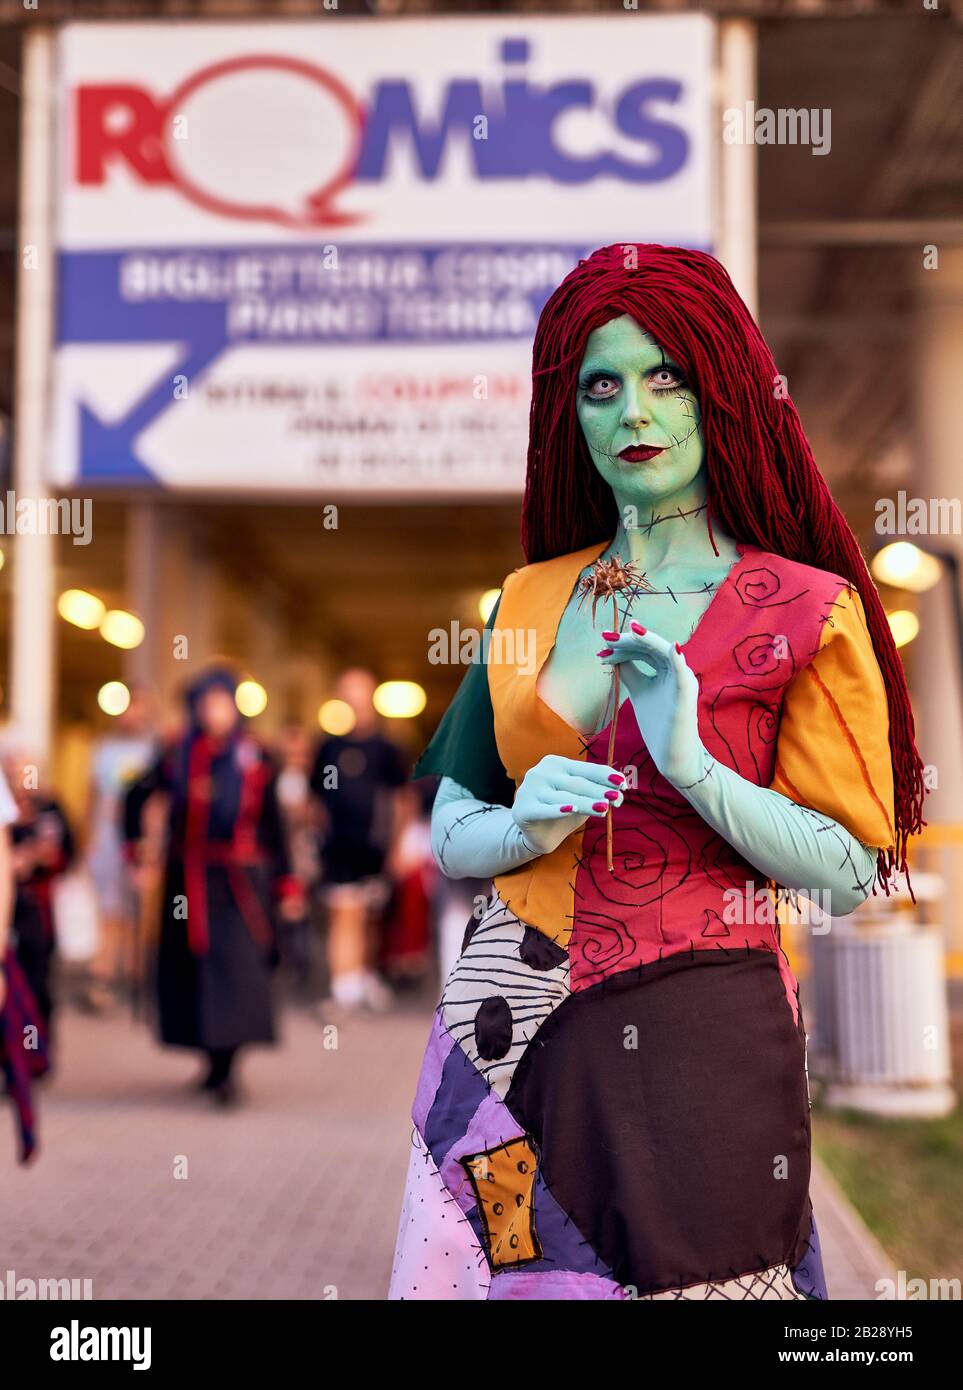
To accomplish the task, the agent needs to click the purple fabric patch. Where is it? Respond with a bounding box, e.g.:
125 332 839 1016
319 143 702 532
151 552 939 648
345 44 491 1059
411 1009 455 1137
488 1270 625 1301
439 1091 527 1212
423 1037 490 1168
792 1208 829 1300
526 1173 616 1278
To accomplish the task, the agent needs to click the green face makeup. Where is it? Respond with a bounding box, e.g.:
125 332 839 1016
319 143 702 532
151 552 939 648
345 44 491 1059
575 314 705 513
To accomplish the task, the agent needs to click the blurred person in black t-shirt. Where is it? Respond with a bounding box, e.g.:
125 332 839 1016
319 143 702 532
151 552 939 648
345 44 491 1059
310 669 408 1011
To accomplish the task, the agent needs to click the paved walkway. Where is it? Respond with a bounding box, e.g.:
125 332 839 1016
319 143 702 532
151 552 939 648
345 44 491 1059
0 1000 891 1300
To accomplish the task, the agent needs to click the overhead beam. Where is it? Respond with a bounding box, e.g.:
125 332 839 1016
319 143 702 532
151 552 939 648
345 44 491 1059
762 220 963 246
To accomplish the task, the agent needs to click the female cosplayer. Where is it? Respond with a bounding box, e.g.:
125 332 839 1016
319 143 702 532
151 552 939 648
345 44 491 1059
389 244 924 1300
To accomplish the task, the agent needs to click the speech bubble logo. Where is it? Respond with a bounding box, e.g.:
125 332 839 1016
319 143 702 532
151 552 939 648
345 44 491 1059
162 55 365 228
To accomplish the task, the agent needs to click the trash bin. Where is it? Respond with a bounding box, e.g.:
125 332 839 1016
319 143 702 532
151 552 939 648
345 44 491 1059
821 912 955 1118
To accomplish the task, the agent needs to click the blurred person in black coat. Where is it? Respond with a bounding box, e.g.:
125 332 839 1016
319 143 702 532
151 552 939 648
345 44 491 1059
0 760 50 1162
124 667 304 1106
0 746 75 1051
11 795 74 1039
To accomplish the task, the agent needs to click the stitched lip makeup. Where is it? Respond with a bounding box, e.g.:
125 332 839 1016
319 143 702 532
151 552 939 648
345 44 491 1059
617 444 665 462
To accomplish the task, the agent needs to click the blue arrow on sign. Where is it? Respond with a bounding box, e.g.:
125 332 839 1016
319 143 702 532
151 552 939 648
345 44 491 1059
77 336 228 483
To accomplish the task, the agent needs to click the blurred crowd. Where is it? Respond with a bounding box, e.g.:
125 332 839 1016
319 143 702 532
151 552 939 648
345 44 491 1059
0 664 469 1129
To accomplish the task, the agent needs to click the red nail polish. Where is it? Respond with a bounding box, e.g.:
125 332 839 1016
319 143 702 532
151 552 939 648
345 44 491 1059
675 641 683 653
608 773 624 785
592 802 607 813
559 805 573 813
630 621 646 635
604 790 619 801
601 631 619 641
597 648 613 657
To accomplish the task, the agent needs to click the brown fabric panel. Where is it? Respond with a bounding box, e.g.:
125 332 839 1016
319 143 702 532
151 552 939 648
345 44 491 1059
504 949 813 1295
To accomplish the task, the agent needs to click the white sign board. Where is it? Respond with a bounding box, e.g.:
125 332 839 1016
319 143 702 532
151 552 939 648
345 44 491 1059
50 15 716 495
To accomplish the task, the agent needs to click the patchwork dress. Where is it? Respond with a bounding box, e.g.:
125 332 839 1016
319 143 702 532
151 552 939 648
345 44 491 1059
390 542 896 1301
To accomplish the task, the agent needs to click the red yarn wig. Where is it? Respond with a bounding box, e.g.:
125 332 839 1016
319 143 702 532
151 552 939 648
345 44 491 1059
522 242 924 889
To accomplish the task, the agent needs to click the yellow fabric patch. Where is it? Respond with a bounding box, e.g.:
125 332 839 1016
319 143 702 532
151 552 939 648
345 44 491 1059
461 1135 542 1270
488 543 606 945
771 586 896 851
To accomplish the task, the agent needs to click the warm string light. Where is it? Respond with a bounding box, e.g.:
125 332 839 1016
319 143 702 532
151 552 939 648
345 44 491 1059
97 681 130 716
374 681 426 719
58 590 145 649
478 588 501 622
872 542 941 594
58 589 105 629
235 680 267 717
101 610 145 649
318 699 355 736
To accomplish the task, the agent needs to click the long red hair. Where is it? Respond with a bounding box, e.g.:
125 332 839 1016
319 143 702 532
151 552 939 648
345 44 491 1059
522 242 924 889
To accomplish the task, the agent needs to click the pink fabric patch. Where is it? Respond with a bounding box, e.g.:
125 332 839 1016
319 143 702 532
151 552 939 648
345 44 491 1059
488 1270 625 1301
388 1132 489 1301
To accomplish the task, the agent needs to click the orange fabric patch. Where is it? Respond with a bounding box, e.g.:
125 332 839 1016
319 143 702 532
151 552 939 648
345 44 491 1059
488 543 606 946
461 1135 542 1270
770 587 896 850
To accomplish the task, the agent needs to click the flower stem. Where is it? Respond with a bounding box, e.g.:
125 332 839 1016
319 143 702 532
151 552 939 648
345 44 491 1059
607 596 619 873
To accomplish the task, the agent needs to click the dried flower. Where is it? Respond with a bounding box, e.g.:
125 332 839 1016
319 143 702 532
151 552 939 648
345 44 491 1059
577 555 653 623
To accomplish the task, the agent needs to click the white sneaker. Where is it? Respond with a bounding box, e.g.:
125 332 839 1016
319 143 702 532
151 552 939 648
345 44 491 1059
330 970 367 1011
361 970 393 1014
